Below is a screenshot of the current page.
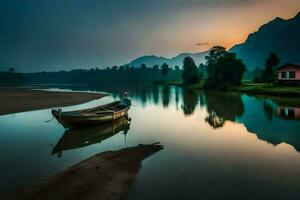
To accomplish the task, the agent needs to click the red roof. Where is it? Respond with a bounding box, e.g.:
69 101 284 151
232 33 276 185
278 63 300 70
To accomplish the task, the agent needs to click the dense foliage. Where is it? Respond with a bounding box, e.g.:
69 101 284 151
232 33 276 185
181 57 201 84
161 63 169 76
5 66 181 86
205 46 246 89
261 53 280 84
0 71 27 85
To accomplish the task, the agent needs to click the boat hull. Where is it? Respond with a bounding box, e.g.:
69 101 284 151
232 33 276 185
51 103 130 129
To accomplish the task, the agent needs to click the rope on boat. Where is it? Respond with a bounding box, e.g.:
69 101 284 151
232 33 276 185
45 108 62 123
45 116 55 123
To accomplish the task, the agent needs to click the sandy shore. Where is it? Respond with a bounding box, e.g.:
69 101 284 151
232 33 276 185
13 143 163 200
0 88 105 115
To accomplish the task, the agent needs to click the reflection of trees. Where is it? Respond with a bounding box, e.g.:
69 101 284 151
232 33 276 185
162 86 170 108
205 111 225 128
199 94 205 107
139 88 148 107
152 85 159 105
263 100 274 121
204 92 244 128
181 89 198 116
175 87 180 110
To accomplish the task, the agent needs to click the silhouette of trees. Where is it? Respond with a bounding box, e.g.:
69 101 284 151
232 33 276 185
198 63 206 78
141 64 147 70
162 86 170 107
118 66 124 71
175 65 180 71
204 92 245 128
205 46 246 89
9 67 15 73
181 56 201 84
205 46 227 66
261 53 280 84
181 89 198 116
0 71 26 85
112 66 118 70
152 65 159 71
161 63 169 76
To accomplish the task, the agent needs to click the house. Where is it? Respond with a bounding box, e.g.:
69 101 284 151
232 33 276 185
277 106 300 120
278 63 300 84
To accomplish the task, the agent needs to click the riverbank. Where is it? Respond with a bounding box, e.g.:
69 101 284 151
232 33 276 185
154 81 300 97
230 83 300 97
13 143 163 200
0 88 105 115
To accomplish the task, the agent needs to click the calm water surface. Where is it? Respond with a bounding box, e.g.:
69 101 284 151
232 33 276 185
1 85 300 199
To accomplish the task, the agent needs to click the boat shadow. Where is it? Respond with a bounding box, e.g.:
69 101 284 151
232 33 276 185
52 116 131 157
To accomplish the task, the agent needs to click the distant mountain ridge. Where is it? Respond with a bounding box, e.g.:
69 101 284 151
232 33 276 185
125 51 208 68
230 12 300 69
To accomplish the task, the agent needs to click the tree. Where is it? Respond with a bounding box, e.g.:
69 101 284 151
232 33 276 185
198 63 206 79
205 47 246 89
261 53 280 84
181 56 201 84
112 66 118 70
140 63 147 70
175 65 180 71
252 67 263 83
152 65 159 71
118 66 124 71
205 46 227 67
161 63 169 76
8 67 15 73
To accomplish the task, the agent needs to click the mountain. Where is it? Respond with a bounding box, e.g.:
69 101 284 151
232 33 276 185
230 12 300 69
125 51 208 68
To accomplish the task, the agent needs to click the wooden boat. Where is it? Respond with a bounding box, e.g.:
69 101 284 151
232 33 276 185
51 99 131 129
52 116 130 157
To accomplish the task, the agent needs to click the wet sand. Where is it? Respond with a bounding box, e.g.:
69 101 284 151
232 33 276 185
0 88 105 115
13 143 163 200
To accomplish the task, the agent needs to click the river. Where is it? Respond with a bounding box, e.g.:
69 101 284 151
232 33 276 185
1 85 300 199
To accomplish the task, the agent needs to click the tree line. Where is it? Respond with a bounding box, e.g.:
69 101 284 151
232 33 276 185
0 46 281 88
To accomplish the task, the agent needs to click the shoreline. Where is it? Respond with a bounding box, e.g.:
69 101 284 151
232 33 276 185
12 143 163 200
154 81 300 98
0 87 106 116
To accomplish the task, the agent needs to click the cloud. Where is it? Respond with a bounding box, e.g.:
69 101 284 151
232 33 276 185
196 42 209 46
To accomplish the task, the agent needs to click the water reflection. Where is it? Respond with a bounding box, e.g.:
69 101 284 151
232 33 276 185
42 84 300 153
204 92 244 128
52 116 131 157
162 86 170 108
181 89 198 116
2 84 300 199
277 106 300 120
263 100 275 121
152 85 159 105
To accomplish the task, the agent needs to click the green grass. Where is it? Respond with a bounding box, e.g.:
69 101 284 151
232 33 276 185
154 80 300 97
231 83 300 97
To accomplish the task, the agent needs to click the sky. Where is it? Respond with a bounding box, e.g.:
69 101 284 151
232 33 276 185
0 0 299 72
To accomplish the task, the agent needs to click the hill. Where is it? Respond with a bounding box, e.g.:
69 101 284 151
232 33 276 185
125 51 208 68
230 12 300 69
